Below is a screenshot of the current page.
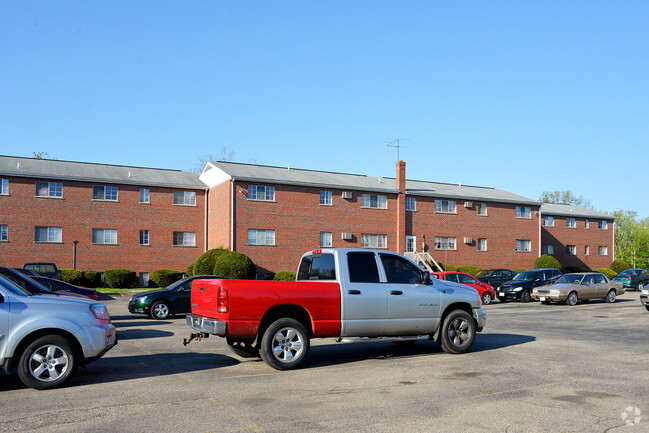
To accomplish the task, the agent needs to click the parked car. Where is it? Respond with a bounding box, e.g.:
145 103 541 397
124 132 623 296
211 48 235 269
0 267 56 295
0 274 116 389
31 276 96 300
496 268 563 303
23 262 62 280
531 272 625 306
432 271 496 305
640 287 649 311
129 275 223 319
613 269 649 291
476 269 517 289
13 268 40 277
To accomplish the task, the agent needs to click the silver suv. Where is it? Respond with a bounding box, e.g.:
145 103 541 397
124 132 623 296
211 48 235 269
0 275 117 389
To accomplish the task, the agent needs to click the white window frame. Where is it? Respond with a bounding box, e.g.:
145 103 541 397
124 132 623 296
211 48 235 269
406 197 416 211
0 178 8 195
140 188 150 204
36 181 63 198
361 194 387 209
515 239 531 252
92 228 117 245
566 218 576 228
320 191 332 206
140 230 150 246
516 206 531 219
599 220 608 230
320 231 332 247
478 203 487 216
173 191 196 206
434 236 456 251
543 216 554 227
566 245 576 255
248 229 275 246
173 231 196 247
249 185 275 201
406 235 416 253
585 219 590 229
34 226 62 243
542 244 554 255
585 245 590 256
0 224 7 241
478 238 487 252
93 185 118 201
598 246 608 256
435 200 456 214
361 233 387 249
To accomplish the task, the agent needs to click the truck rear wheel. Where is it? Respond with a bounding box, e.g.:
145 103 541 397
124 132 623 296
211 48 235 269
259 318 310 370
439 310 476 354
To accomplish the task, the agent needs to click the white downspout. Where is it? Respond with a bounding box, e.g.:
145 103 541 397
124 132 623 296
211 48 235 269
203 188 208 252
538 208 542 257
230 179 235 251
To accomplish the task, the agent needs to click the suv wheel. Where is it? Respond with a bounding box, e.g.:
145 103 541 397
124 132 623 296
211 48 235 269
18 335 77 390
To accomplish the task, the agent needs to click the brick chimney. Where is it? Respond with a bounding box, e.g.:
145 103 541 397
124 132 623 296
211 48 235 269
396 160 406 254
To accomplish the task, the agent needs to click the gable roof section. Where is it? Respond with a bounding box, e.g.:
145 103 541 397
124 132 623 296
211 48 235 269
209 161 539 206
540 203 614 220
0 155 207 189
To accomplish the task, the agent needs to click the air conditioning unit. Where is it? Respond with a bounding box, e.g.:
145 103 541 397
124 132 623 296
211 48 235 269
341 233 353 240
342 191 352 199
464 237 473 244
464 201 473 208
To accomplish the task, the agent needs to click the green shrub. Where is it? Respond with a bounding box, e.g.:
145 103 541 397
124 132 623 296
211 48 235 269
534 255 561 270
193 248 229 275
150 269 184 288
105 269 137 288
611 259 631 274
435 262 456 272
185 263 195 277
456 265 481 276
81 270 102 288
273 271 296 281
213 251 256 279
562 266 586 274
596 268 617 279
61 269 84 285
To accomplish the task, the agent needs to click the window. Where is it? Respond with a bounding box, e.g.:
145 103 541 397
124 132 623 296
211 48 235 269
543 216 554 227
140 230 149 246
320 191 332 206
566 245 576 255
406 197 416 211
173 231 196 246
35 226 62 243
435 200 456 214
598 246 608 256
585 245 590 256
362 194 387 209
406 236 416 253
516 206 531 219
320 232 332 247
173 191 196 206
36 181 62 198
585 219 590 229
478 203 487 216
361 233 387 248
0 224 7 241
297 253 336 280
458 274 478 285
434 236 456 251
515 239 531 252
248 229 275 246
249 185 275 201
595 274 606 284
140 188 150 203
347 253 380 283
566 218 576 228
92 228 117 244
542 244 554 255
379 254 422 284
599 220 608 230
478 238 487 252
93 185 118 201
0 179 7 195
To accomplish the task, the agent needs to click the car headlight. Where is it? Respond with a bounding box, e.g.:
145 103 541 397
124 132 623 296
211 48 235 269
90 303 112 325
641 289 649 295
512 287 523 292
550 289 562 294
135 295 147 303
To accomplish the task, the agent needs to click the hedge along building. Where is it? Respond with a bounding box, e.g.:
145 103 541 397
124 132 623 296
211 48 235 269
0 155 207 286
199 160 606 277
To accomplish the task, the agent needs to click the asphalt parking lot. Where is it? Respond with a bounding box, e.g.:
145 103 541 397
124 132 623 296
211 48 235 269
1 292 648 433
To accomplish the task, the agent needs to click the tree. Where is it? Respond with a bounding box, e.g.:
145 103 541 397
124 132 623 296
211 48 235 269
613 210 649 268
33 152 48 159
192 147 236 174
539 190 593 209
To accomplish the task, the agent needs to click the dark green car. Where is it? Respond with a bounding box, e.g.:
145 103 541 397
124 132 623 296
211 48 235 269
613 269 649 291
128 275 222 320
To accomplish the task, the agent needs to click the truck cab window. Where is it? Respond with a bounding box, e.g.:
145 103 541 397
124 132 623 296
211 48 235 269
297 254 336 280
379 254 422 284
347 253 380 283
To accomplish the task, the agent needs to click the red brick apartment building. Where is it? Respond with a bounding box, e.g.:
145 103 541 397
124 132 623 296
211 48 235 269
0 155 615 282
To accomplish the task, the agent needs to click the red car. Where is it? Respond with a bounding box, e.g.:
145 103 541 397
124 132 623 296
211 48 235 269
432 271 496 305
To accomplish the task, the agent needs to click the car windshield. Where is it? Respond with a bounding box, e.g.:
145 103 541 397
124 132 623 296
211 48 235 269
556 274 584 284
513 271 537 281
0 275 32 296
618 270 640 277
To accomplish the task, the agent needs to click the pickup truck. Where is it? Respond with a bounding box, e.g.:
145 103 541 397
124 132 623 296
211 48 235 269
185 248 486 370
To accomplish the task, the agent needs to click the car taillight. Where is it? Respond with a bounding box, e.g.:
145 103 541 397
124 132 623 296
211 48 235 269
627 277 633 280
217 287 229 313
86 293 97 300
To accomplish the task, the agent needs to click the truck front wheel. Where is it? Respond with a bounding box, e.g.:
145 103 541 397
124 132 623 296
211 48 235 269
439 310 476 354
259 318 310 370
17 335 78 390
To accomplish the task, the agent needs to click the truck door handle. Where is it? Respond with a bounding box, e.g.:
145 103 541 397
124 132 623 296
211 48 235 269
390 290 403 295
348 290 361 295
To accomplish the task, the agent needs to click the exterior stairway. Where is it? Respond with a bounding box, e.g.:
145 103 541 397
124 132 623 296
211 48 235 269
404 252 443 272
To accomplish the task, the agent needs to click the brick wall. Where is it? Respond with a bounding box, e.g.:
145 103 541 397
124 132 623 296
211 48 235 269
207 181 231 249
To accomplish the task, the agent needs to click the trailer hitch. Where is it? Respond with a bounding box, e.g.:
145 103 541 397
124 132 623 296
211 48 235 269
183 332 209 346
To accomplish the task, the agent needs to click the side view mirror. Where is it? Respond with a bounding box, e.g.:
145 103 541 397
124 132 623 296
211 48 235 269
0 293 4 303
422 271 432 285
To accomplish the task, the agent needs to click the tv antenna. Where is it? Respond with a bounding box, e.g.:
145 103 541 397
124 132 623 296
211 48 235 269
386 138 403 161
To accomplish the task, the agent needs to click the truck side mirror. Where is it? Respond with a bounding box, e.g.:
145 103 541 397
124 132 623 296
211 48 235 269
422 271 432 285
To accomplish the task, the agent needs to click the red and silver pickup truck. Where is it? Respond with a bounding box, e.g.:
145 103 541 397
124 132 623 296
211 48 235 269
185 248 486 370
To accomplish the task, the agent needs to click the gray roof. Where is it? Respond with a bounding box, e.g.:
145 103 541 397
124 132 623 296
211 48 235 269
540 203 614 220
0 155 207 189
209 161 539 205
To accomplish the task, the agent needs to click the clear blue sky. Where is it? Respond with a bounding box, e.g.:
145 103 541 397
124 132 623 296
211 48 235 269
2 2 648 217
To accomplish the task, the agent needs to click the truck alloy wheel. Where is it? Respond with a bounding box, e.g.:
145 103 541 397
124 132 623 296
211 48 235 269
18 335 77 390
260 318 310 370
439 310 476 354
